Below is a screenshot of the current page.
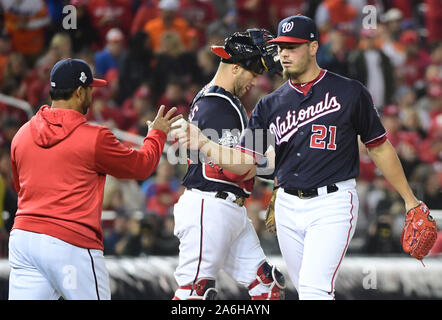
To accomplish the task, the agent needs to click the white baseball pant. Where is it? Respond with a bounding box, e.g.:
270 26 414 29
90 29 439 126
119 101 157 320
8 229 110 300
173 188 269 299
274 178 359 300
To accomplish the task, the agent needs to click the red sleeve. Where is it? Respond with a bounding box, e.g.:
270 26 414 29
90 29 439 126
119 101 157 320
94 128 166 180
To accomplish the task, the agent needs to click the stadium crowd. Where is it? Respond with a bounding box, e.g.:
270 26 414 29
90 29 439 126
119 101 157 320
0 0 440 258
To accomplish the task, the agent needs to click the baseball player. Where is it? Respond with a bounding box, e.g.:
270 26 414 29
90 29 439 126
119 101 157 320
172 29 285 300
176 15 433 299
8 58 181 300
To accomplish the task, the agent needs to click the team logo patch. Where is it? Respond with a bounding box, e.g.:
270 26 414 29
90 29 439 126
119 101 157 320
79 72 87 83
281 21 294 33
219 131 239 147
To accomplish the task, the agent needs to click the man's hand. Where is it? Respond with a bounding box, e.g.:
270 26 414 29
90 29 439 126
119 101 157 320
148 105 183 135
176 122 210 150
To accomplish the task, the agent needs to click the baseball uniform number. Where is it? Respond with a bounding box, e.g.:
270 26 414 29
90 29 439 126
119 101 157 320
310 124 337 150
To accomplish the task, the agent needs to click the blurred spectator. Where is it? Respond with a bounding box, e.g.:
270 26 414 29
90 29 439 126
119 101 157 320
103 176 145 213
131 0 160 36
120 84 157 134
424 0 442 44
377 21 406 69
0 32 11 88
317 28 349 76
314 0 357 39
421 170 442 209
246 197 281 255
236 0 272 31
145 184 178 219
118 31 155 103
363 211 402 254
35 32 73 72
157 79 190 118
398 30 432 89
245 180 273 212
151 31 199 100
67 0 100 53
0 0 50 62
143 0 191 53
87 0 133 47
150 214 179 255
180 0 218 48
94 28 125 77
0 146 16 233
269 0 307 33
380 8 404 41
141 158 181 200
26 64 51 110
1 52 28 101
103 209 130 255
139 214 159 255
195 46 218 86
348 29 395 108
0 116 21 151
86 88 122 128
113 215 143 256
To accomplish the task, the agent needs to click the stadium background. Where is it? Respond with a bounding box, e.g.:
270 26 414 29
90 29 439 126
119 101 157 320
0 0 440 299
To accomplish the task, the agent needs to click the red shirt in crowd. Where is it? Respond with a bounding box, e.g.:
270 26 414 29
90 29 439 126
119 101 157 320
10 105 166 250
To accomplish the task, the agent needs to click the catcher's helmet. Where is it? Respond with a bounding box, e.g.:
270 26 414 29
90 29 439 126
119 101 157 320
211 29 282 75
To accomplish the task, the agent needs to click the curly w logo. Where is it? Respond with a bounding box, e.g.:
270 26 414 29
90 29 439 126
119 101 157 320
282 21 294 33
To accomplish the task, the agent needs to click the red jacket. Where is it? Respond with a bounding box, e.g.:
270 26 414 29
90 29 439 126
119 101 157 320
10 105 166 250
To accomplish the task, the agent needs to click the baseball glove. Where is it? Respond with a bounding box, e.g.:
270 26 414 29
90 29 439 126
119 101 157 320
401 201 438 261
265 187 278 234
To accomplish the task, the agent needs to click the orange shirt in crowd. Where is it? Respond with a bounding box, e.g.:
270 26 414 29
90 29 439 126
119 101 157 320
2 0 50 56
143 15 190 52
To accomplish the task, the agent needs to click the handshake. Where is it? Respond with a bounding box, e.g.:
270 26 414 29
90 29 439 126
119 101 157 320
169 118 210 150
146 105 208 150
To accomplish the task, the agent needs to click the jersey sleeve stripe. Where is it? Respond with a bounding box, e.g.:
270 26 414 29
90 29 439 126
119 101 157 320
363 132 387 145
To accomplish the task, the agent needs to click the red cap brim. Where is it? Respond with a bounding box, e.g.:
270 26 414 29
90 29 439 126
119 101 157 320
211 46 231 59
268 36 309 44
90 78 108 87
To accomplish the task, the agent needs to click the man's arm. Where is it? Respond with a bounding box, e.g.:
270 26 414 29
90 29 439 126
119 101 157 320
178 123 258 176
366 140 419 211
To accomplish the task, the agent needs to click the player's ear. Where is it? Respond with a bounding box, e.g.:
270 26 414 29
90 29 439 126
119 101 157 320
232 64 241 75
309 41 319 56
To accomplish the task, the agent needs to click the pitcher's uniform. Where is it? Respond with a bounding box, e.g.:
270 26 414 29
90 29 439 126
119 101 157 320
241 68 387 299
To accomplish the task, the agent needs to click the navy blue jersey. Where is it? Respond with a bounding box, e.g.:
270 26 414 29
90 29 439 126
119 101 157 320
240 70 386 189
182 85 251 197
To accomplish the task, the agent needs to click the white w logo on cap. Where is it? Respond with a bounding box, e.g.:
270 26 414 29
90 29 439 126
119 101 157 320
282 21 294 33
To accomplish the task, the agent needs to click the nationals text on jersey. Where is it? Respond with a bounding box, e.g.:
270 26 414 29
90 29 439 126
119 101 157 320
269 91 342 145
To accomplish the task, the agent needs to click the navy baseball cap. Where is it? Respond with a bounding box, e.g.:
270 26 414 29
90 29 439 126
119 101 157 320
269 15 318 44
50 58 107 90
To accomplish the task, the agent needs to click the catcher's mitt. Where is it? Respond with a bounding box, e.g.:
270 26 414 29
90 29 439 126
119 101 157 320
265 187 278 234
401 201 438 261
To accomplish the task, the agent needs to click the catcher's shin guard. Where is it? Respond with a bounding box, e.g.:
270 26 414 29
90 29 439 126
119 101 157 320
248 262 285 300
173 278 218 300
